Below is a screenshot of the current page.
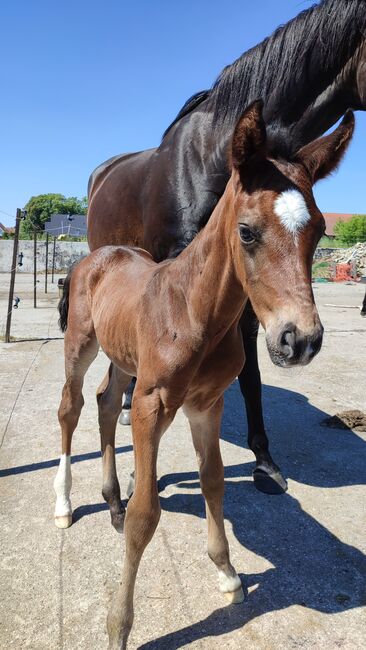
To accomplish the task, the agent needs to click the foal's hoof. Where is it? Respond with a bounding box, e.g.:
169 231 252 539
55 514 72 529
253 466 288 494
224 586 245 604
119 409 131 426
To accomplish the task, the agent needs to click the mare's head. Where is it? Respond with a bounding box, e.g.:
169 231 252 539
227 100 354 367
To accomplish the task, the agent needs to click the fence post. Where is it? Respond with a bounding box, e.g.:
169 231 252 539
45 232 49 293
33 230 37 308
5 209 22 343
51 236 56 283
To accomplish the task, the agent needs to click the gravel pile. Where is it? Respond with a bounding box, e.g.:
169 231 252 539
325 242 366 275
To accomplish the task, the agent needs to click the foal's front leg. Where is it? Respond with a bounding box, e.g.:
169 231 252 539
107 386 175 650
184 398 245 604
97 363 131 533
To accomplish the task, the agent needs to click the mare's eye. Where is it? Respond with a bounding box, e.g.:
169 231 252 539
239 224 256 244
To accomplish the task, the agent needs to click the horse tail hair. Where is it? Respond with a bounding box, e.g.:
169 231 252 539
58 267 74 332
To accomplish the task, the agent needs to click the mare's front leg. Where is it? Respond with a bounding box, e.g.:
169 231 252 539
184 398 245 604
239 301 288 494
54 327 99 528
97 363 131 533
107 384 175 650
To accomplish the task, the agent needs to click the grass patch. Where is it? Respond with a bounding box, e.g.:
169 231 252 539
318 236 350 249
312 260 331 279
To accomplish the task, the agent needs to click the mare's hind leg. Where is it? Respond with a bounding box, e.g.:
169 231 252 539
119 376 136 426
54 328 99 528
183 398 245 604
97 363 131 533
361 288 366 317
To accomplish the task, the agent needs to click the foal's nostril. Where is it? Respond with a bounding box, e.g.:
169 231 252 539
280 327 296 354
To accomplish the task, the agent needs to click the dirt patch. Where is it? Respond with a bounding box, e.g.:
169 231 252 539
321 410 366 432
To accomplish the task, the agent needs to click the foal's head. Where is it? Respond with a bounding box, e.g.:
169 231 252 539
227 101 354 367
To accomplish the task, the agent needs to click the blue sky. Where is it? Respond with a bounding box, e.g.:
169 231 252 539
0 0 365 225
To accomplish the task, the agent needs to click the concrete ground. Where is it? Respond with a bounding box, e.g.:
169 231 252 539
0 274 365 650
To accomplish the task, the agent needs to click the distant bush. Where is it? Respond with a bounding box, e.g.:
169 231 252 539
333 215 366 245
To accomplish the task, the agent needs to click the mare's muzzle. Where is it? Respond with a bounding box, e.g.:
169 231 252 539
266 322 324 367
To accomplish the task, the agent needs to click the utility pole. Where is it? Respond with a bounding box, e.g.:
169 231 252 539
5 209 22 342
51 236 56 283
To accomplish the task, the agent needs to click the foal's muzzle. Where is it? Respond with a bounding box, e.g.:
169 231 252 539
266 322 324 367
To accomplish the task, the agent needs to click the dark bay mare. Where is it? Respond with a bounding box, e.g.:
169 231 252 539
55 104 354 648
87 0 366 494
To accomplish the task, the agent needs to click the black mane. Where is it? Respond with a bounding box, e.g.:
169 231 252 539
210 1 366 131
162 0 366 151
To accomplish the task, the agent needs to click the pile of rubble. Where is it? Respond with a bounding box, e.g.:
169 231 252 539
325 242 366 275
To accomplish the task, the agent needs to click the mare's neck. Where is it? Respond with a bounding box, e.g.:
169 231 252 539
171 183 246 339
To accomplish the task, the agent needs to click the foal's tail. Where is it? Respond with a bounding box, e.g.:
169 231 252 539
58 268 74 333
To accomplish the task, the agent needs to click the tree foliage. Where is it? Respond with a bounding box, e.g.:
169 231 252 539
333 215 366 245
20 193 87 237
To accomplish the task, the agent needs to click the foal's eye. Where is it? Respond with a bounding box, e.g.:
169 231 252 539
238 224 256 244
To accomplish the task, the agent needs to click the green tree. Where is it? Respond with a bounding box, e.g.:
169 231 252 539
333 215 366 245
20 193 88 237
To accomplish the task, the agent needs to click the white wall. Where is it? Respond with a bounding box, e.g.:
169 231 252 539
0 240 89 273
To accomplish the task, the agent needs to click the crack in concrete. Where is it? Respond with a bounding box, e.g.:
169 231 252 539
0 341 45 449
58 531 65 650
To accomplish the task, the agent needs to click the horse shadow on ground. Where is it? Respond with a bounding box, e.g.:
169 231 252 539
138 381 366 648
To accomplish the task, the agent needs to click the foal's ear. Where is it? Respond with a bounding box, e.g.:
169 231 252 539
231 100 267 170
295 110 355 184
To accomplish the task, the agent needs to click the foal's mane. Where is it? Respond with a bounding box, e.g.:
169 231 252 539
162 0 366 149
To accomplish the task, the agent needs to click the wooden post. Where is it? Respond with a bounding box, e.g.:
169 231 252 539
4 209 21 343
33 230 37 308
45 232 49 293
51 237 56 283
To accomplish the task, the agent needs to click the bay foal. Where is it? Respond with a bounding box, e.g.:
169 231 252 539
55 102 353 648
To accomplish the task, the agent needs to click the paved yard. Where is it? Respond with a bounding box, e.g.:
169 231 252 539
0 274 365 649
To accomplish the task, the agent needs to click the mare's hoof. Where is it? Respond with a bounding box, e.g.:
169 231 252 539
119 409 131 426
253 466 288 494
112 512 125 534
224 586 245 604
55 514 72 529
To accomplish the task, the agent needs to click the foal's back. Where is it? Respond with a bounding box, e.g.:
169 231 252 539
69 245 191 375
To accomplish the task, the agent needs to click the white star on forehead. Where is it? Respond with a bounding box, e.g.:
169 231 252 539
274 189 310 234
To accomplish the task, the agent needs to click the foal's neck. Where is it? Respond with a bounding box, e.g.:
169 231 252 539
172 184 246 338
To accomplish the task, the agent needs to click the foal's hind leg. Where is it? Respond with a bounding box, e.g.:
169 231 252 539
183 398 245 604
54 328 99 528
97 363 131 533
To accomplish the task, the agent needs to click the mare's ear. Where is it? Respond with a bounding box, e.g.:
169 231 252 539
231 100 267 170
295 110 355 184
